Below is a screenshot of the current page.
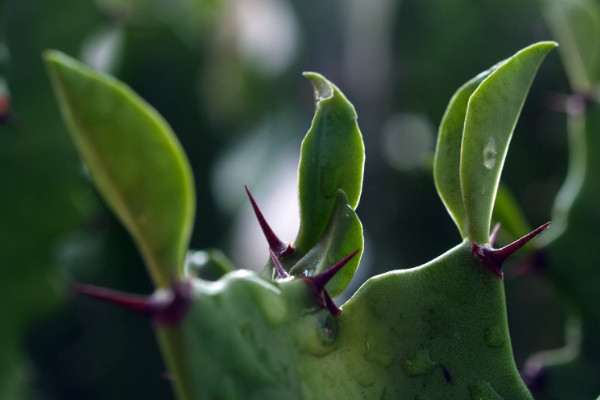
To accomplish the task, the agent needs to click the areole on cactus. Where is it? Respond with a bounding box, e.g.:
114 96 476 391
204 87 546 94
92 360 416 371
45 41 556 399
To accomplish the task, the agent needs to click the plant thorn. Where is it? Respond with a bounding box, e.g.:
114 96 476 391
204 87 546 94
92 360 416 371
472 222 550 278
269 249 290 278
245 185 294 257
323 290 341 317
489 222 501 246
303 249 360 316
72 280 193 325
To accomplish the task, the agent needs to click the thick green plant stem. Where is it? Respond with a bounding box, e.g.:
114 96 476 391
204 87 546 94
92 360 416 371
146 242 535 399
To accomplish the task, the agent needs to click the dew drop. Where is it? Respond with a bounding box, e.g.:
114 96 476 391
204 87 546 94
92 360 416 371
484 326 505 348
294 313 338 356
316 314 338 346
400 350 437 377
483 138 497 169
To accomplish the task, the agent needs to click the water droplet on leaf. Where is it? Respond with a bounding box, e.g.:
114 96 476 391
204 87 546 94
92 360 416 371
317 314 338 346
483 138 497 169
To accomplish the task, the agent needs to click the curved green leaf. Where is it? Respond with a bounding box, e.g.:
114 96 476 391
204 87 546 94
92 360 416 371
44 50 195 288
434 67 497 238
543 0 600 93
461 42 556 243
289 189 363 297
294 72 364 254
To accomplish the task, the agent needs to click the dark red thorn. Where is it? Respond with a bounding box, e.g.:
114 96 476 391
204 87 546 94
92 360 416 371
302 249 360 317
72 283 155 315
489 222 501 247
245 185 294 257
472 222 550 278
494 222 550 260
323 290 341 317
308 249 361 291
269 249 290 278
72 280 193 326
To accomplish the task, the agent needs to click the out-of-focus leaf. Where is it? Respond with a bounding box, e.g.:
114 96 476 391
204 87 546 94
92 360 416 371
295 72 364 254
290 190 363 297
543 0 600 93
492 182 533 243
461 42 556 243
45 51 195 288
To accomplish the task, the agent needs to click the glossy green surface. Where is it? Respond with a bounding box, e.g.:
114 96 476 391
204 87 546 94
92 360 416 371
162 243 531 400
435 66 495 238
435 42 556 243
45 51 195 288
289 190 363 297
295 72 365 254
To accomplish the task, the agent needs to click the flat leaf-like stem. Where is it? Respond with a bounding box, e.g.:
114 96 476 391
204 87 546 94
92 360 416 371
45 51 195 288
167 243 534 399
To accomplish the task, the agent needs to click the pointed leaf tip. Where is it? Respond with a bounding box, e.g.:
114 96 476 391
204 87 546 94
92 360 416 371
303 72 334 103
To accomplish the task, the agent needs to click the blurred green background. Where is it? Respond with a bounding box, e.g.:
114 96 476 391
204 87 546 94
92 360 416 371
1 0 598 399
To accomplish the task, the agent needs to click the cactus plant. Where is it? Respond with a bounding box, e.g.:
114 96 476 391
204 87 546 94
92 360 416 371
45 41 556 399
